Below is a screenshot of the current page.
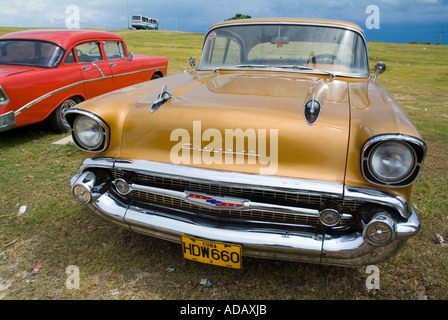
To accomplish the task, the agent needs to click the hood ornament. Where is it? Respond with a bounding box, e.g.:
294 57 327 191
150 85 173 113
304 94 321 125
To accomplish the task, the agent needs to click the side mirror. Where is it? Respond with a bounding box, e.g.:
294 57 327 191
373 62 386 80
128 52 134 61
189 56 197 71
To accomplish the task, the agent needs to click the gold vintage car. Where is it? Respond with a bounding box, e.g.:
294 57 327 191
66 19 426 268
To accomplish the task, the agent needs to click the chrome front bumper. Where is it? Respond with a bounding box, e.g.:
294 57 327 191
0 111 15 132
69 158 421 267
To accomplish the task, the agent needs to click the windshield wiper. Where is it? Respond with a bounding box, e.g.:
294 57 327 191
234 64 272 68
275 65 336 79
213 64 272 72
213 64 335 79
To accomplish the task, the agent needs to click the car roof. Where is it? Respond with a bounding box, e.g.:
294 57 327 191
0 29 123 49
208 18 364 34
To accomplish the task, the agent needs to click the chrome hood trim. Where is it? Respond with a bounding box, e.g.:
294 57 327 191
112 158 344 197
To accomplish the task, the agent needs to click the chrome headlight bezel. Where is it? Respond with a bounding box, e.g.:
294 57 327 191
64 109 109 152
361 134 426 187
0 85 10 106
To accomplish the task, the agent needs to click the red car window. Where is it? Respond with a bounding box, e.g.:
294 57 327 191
104 41 126 60
76 42 102 62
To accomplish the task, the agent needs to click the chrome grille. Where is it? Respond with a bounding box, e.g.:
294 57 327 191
130 190 320 225
110 169 361 227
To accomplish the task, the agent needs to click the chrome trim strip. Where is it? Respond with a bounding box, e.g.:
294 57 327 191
79 157 116 172
112 158 344 197
91 62 106 77
12 65 166 117
344 186 412 219
242 201 319 216
14 80 85 117
207 21 368 45
116 66 166 78
362 134 427 157
131 183 187 199
205 66 368 79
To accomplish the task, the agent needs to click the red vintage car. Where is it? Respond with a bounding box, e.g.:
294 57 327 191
0 29 168 132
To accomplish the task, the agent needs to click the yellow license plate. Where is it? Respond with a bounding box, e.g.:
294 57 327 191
181 235 242 269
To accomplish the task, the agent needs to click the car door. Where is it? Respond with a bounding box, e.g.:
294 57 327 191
75 41 114 99
103 40 152 89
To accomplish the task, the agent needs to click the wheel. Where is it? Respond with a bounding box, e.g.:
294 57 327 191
48 97 80 133
151 73 162 80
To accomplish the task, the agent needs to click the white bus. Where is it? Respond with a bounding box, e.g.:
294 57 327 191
131 15 158 30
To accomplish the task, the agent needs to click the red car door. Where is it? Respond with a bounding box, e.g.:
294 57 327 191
103 40 154 89
75 41 114 99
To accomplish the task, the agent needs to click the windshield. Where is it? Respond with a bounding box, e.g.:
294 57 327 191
0 40 65 68
199 24 369 76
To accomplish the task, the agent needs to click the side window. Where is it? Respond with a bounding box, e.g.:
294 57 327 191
64 49 76 64
104 41 126 60
76 42 102 62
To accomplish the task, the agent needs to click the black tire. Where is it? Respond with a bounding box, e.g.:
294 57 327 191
48 97 80 133
151 73 162 80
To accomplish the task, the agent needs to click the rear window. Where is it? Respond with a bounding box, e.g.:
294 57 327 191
0 40 65 68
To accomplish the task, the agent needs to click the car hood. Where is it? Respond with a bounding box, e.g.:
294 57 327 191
117 71 351 184
0 65 36 78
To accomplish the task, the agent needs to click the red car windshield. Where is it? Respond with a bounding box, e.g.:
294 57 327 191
0 40 65 68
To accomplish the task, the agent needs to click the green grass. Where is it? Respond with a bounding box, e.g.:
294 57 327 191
115 30 204 75
0 28 447 300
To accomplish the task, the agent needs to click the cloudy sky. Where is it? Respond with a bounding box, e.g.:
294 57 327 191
1 0 447 44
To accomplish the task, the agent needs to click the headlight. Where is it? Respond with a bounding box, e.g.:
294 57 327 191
74 116 103 150
362 135 426 187
0 85 9 105
369 141 415 183
65 110 109 152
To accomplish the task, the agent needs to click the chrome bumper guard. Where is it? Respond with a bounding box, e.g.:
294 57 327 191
70 158 421 267
0 111 16 132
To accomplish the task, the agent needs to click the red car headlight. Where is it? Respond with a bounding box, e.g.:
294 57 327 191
0 86 9 105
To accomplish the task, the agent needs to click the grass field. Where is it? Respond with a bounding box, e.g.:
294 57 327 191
0 28 447 300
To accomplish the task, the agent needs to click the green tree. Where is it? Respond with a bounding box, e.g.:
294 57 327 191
225 13 252 21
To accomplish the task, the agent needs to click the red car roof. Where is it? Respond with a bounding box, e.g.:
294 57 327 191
0 29 123 49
